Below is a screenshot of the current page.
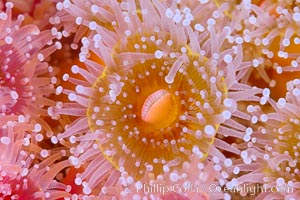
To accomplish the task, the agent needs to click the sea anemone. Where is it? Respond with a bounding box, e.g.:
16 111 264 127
0 2 59 125
231 0 300 99
252 79 300 200
3 0 300 199
225 78 300 199
49 2 266 199
85 0 264 180
0 118 71 199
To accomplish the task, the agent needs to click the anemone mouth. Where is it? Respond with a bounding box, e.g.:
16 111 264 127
87 32 228 179
140 89 178 129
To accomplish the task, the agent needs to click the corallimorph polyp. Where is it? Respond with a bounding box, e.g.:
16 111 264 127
51 0 265 197
5 0 300 199
0 2 57 118
0 119 71 200
235 79 300 199
85 0 244 179
258 79 300 199
236 0 300 99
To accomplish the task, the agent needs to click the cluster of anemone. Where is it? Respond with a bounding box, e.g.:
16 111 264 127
240 79 300 200
0 118 71 199
1 0 300 200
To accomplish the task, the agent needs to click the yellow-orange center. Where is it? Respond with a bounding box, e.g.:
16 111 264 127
141 89 177 129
